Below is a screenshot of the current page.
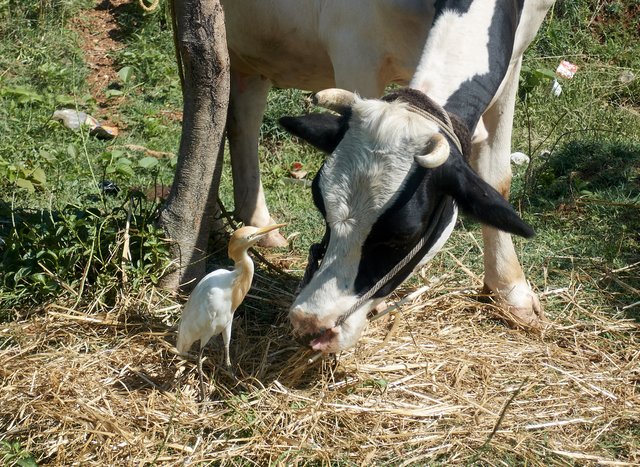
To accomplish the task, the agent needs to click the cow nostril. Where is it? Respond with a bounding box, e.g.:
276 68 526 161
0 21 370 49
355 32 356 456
294 333 311 347
292 326 330 348
289 307 335 348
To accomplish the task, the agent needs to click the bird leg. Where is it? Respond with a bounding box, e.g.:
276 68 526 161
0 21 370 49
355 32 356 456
222 321 237 380
222 322 232 368
198 345 208 403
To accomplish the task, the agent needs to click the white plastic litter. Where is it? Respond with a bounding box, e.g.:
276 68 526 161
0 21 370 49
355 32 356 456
619 70 635 84
510 152 530 166
53 109 99 130
551 78 562 97
52 109 118 139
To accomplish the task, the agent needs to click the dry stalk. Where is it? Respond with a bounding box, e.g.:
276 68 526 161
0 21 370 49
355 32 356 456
1 253 638 465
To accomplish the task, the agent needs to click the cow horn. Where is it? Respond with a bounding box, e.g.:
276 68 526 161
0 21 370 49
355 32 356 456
313 88 356 114
414 133 450 168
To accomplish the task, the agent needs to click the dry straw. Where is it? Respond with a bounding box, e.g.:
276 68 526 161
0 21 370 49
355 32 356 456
1 253 638 465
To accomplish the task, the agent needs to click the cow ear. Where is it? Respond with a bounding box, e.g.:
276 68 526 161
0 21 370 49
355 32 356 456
279 113 348 154
439 162 535 238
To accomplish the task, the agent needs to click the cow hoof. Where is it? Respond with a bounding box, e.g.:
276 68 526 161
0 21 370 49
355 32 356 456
483 284 547 331
505 293 547 331
256 229 288 248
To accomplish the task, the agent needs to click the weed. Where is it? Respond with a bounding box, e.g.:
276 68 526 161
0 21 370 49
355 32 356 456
0 439 38 467
0 194 172 310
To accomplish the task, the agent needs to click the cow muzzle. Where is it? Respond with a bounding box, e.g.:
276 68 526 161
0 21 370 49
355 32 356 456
289 306 337 350
289 303 370 353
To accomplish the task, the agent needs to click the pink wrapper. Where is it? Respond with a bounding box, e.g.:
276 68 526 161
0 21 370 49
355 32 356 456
556 60 578 79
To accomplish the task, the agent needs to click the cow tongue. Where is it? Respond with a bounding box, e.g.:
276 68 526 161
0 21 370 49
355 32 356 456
310 328 337 352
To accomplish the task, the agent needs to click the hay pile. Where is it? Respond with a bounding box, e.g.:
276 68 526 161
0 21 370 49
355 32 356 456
1 263 638 465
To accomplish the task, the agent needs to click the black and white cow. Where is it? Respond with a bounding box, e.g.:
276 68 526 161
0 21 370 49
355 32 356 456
222 0 554 351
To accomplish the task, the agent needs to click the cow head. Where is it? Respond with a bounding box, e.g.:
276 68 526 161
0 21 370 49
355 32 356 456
280 88 534 353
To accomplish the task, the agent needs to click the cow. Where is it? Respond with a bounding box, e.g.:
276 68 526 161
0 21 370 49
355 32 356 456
221 0 555 351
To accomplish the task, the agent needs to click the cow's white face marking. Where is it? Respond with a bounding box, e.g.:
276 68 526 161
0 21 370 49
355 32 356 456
290 97 457 352
322 99 435 244
411 0 497 105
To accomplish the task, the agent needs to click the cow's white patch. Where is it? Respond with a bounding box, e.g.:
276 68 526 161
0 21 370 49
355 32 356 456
321 98 441 239
410 0 497 105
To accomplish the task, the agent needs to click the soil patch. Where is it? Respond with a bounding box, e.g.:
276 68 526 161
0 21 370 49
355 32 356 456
70 0 130 113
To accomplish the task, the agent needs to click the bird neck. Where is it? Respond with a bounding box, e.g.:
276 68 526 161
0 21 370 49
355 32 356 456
230 250 255 312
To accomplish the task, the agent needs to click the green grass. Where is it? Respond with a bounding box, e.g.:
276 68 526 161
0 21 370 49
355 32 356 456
506 0 640 320
0 0 182 310
1 0 638 318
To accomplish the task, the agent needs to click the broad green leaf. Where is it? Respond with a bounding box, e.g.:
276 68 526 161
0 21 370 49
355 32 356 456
1 86 44 104
116 163 134 177
105 89 123 98
14 267 32 282
30 273 48 285
138 156 158 169
536 68 557 79
16 178 35 192
38 150 55 162
31 167 46 185
55 94 77 106
16 456 39 467
117 66 133 84
67 144 77 158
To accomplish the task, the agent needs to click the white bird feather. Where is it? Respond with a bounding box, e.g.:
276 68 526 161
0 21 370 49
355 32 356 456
175 223 285 400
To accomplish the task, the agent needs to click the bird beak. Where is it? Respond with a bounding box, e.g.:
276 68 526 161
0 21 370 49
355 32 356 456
251 223 287 239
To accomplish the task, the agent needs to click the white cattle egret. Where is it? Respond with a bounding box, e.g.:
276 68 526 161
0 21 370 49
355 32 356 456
176 223 286 399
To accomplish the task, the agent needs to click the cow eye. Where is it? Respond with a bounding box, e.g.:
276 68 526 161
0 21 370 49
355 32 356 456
386 231 420 248
369 229 420 250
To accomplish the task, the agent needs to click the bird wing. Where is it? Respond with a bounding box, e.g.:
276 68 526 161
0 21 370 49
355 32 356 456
176 269 236 354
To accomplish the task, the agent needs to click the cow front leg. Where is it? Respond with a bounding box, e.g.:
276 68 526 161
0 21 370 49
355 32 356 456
228 71 288 247
471 58 545 329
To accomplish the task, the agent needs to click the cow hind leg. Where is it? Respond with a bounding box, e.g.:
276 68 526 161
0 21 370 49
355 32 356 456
471 58 545 330
228 71 287 247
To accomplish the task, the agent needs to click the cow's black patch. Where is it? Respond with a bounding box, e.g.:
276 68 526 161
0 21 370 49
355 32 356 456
443 0 524 131
383 88 450 125
434 154 535 238
353 144 534 298
355 162 456 297
311 164 326 217
434 0 475 18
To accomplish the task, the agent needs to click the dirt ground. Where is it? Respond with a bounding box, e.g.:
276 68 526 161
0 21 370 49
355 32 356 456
70 0 130 113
